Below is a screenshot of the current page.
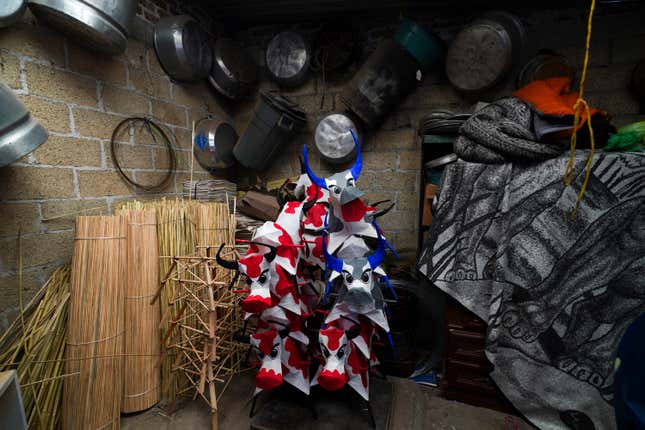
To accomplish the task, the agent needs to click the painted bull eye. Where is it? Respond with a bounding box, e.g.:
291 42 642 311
245 276 252 286
361 270 370 282
270 345 279 359
329 185 340 195
258 273 267 283
257 351 265 359
337 345 346 359
321 345 330 358
343 271 353 283
347 178 355 186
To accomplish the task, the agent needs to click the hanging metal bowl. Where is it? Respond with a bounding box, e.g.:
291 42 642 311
265 31 311 88
314 112 360 164
193 118 238 171
154 15 212 81
0 82 48 167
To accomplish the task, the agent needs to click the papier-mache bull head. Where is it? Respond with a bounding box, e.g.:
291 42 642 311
216 242 278 314
322 227 386 313
303 129 364 205
312 326 369 400
250 328 310 394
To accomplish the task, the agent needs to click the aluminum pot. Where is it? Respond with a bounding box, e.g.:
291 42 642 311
28 0 136 55
0 0 26 28
154 15 212 82
193 118 237 171
208 38 257 100
314 112 361 164
0 82 48 167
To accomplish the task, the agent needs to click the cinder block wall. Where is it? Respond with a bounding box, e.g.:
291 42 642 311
0 8 226 328
231 6 645 264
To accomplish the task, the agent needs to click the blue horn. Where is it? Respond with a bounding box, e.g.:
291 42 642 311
349 129 362 180
302 145 327 189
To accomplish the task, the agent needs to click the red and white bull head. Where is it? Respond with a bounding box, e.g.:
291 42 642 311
303 129 363 206
216 242 278 314
313 326 369 400
250 330 284 391
250 329 310 394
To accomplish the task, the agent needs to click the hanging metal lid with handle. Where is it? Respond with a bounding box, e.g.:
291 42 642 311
314 113 360 164
0 82 48 167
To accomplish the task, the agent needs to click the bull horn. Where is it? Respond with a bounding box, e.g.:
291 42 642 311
367 222 385 269
322 230 344 274
348 129 362 180
302 145 327 189
216 243 238 270
248 241 277 262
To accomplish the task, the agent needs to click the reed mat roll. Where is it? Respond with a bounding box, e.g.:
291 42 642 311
0 265 71 430
63 215 126 430
119 208 161 412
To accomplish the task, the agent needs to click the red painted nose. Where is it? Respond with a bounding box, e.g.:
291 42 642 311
242 295 272 313
318 369 346 391
255 368 283 390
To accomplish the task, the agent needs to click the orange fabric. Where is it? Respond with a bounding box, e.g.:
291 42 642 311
513 77 603 127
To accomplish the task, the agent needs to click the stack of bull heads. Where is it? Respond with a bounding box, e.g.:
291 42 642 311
215 129 398 401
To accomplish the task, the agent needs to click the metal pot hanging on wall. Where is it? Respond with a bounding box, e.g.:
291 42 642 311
27 0 137 55
153 15 213 82
0 0 26 28
314 112 361 165
265 31 311 88
208 38 258 100
445 11 526 93
193 118 238 171
0 82 48 167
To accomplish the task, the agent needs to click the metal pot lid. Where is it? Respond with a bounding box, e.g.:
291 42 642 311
28 0 135 55
193 118 237 170
266 31 310 80
314 113 358 161
213 38 257 84
446 20 513 92
154 15 212 81
0 82 48 167
0 0 25 28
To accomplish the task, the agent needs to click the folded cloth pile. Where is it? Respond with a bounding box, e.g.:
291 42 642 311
454 97 566 163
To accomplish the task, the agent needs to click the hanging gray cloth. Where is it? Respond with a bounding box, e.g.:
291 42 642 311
454 97 566 163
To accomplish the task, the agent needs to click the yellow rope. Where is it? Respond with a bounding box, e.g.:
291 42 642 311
563 0 596 218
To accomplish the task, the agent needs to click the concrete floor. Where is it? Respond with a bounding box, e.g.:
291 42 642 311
122 371 532 430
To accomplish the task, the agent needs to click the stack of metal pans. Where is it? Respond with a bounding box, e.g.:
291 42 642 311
418 110 470 136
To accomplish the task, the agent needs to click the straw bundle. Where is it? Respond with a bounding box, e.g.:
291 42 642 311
119 208 161 412
63 215 126 430
0 265 71 430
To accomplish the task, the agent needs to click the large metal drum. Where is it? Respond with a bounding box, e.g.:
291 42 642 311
193 118 237 171
28 0 137 55
0 82 48 167
340 39 420 130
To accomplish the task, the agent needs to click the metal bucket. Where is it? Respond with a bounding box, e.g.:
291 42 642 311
0 82 48 167
28 0 137 55
340 39 420 130
234 93 305 170
193 118 237 171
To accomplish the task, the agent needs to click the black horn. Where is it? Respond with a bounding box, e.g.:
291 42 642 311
216 243 238 270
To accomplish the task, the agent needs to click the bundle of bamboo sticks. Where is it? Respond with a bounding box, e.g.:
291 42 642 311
119 208 161 413
63 215 126 430
0 265 71 430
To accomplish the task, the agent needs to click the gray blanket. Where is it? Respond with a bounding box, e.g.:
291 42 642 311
417 151 645 430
